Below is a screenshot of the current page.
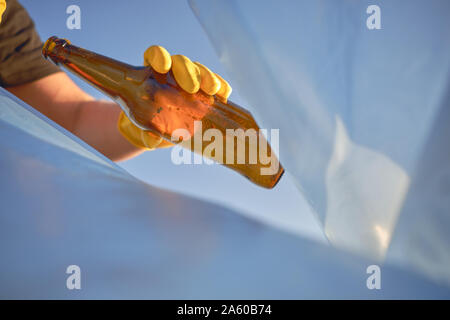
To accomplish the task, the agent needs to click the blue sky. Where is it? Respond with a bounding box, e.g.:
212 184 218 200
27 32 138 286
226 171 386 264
21 0 324 241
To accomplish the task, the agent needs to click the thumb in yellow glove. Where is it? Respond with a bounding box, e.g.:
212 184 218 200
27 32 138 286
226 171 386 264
118 45 232 150
0 0 6 24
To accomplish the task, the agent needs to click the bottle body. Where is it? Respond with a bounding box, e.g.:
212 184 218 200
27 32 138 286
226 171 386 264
43 37 284 188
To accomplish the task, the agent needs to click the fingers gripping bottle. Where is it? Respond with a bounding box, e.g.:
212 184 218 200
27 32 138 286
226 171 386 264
42 37 284 188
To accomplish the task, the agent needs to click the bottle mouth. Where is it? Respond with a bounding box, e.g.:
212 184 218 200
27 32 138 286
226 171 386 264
42 36 70 60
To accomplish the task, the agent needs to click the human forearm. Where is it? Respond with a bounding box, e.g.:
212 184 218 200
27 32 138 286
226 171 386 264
72 99 144 161
7 72 144 161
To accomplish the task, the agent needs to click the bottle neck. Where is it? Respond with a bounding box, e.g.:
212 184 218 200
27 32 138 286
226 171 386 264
42 36 147 99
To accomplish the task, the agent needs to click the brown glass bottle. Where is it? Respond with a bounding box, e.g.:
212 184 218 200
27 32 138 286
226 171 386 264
42 36 284 188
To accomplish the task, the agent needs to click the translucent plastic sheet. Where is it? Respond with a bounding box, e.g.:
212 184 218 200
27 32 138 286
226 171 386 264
3 88 450 298
189 0 450 281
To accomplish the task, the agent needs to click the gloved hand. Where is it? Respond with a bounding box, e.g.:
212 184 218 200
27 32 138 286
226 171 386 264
118 45 232 150
0 0 6 24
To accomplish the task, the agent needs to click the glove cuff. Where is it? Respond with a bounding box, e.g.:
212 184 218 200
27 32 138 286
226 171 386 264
117 111 162 150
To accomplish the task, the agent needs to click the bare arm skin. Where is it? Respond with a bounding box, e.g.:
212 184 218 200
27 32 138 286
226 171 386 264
6 72 145 162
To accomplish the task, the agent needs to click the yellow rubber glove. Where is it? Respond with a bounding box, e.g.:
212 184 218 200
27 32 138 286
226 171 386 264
118 45 232 150
0 0 6 24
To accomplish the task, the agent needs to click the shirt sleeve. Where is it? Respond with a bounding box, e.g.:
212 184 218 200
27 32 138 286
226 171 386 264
0 0 61 87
